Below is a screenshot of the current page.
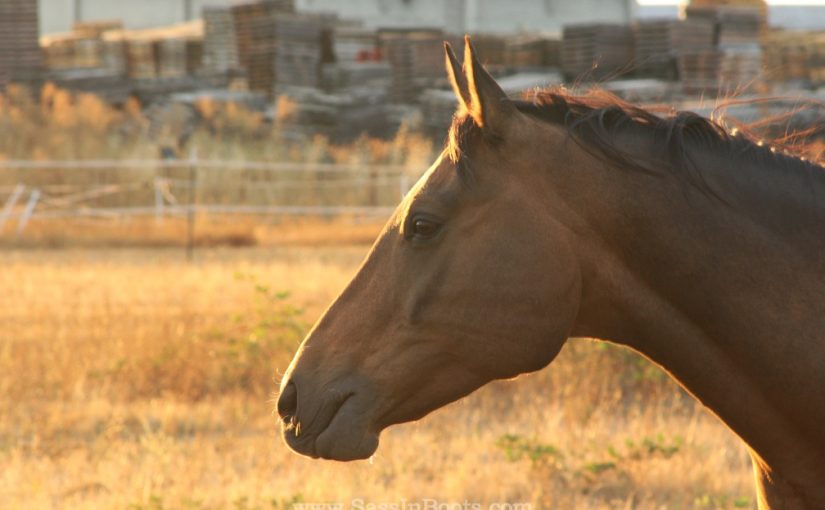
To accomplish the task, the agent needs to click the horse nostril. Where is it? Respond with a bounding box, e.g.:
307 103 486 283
277 380 298 419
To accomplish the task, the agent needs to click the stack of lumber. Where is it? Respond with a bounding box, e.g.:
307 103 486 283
102 20 204 80
272 13 327 92
679 48 763 94
679 3 765 95
636 19 714 79
73 20 122 38
561 24 634 80
468 34 507 67
231 0 295 93
505 36 561 69
765 30 825 85
0 0 42 88
202 7 240 73
381 29 447 103
686 0 767 37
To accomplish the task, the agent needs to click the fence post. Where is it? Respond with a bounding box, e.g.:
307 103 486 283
17 188 41 235
154 177 165 224
0 184 25 233
185 148 198 262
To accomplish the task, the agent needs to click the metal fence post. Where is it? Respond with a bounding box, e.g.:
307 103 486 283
154 177 165 224
17 188 41 235
185 149 198 262
0 184 25 233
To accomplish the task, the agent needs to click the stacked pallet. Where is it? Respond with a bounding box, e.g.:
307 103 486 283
73 20 122 38
381 29 447 103
636 19 714 79
273 14 326 92
0 0 42 88
469 34 507 67
765 31 825 85
157 38 203 78
232 0 296 93
680 4 765 95
103 21 204 80
765 31 812 83
505 36 561 69
202 7 240 72
679 48 763 95
561 24 634 80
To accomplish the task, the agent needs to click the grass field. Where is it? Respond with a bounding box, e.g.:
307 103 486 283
0 243 757 510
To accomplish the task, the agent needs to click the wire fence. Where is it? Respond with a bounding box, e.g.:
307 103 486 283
0 158 416 237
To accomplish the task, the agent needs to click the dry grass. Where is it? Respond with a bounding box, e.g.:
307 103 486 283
2 216 385 249
0 84 434 166
0 246 756 510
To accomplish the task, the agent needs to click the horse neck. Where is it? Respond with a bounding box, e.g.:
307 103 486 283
550 142 825 483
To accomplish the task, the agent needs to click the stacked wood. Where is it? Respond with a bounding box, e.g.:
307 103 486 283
273 14 327 92
679 49 762 95
561 24 635 80
765 30 825 85
679 3 765 95
505 36 561 69
0 0 42 88
686 0 767 38
469 34 507 67
73 20 122 38
636 19 714 79
102 20 204 80
231 0 295 93
381 29 447 103
203 6 240 72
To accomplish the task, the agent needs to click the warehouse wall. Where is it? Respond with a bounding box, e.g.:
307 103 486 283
296 0 635 35
40 0 635 36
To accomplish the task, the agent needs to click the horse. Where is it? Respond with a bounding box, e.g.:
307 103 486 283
277 37 825 509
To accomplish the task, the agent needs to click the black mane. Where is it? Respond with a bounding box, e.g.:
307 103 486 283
448 87 825 220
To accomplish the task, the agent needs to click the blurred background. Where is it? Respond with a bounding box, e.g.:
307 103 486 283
0 1 823 509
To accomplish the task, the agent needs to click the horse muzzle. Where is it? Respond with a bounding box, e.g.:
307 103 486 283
277 375 380 461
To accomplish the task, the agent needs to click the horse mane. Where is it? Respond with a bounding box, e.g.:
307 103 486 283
448 87 825 213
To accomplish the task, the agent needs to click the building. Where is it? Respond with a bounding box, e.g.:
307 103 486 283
39 0 636 36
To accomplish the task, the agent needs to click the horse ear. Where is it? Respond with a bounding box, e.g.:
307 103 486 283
463 35 516 133
444 42 471 114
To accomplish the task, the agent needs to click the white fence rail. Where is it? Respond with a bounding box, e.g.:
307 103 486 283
0 159 415 235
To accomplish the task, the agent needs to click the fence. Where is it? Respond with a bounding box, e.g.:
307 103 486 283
0 158 416 252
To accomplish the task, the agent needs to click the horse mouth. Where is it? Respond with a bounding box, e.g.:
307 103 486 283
281 390 374 460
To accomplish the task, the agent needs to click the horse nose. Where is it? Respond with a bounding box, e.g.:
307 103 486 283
277 380 298 419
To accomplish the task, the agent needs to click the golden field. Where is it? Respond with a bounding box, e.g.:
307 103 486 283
0 243 757 510
0 83 779 509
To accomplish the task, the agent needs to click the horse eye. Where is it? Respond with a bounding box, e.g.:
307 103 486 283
411 218 440 238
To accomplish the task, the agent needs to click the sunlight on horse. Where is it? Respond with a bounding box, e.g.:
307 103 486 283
278 37 825 510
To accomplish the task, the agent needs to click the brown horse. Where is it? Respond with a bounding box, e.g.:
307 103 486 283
277 38 825 509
